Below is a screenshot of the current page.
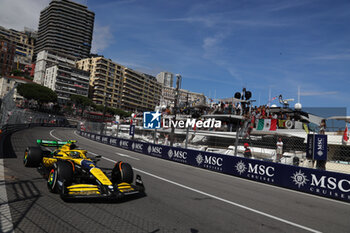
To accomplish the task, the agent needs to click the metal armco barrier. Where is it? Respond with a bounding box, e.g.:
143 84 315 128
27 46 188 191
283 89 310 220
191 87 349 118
0 123 77 158
79 130 350 203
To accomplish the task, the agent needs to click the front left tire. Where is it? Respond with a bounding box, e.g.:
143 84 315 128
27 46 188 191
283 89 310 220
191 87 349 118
24 147 43 167
47 161 74 193
111 161 134 184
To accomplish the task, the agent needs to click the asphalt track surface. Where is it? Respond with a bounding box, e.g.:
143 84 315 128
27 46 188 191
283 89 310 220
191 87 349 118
1 127 350 233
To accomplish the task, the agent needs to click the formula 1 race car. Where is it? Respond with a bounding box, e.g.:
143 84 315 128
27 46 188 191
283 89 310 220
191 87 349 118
23 139 145 201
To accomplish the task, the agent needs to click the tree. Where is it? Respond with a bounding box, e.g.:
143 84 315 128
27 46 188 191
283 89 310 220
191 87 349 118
12 69 23 76
17 83 57 105
93 104 131 118
70 94 94 116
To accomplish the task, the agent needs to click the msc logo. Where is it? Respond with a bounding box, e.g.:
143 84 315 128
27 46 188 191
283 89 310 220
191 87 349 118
119 140 129 147
248 163 275 177
168 149 187 160
102 137 108 143
132 142 143 151
110 138 117 145
147 145 162 155
143 111 161 129
196 154 223 166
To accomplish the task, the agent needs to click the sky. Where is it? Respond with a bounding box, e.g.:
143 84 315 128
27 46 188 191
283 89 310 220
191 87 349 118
1 0 350 114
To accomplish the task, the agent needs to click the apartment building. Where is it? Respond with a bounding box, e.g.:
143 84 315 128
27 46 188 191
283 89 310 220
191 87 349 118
161 86 206 108
34 0 94 60
34 50 76 85
0 26 37 68
77 57 123 108
156 71 174 88
123 68 161 111
0 75 32 99
0 35 16 77
44 63 89 103
77 57 162 112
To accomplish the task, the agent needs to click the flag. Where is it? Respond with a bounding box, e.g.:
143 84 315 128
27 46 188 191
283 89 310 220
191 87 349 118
270 119 277 131
256 119 277 131
257 119 264 130
343 125 349 145
130 113 136 125
278 120 286 128
303 123 309 134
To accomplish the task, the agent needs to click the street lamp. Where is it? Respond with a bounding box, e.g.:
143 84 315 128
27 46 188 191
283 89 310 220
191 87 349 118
170 74 182 146
100 93 111 135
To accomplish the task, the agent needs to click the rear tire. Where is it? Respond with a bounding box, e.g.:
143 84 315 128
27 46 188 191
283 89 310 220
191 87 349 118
111 161 134 184
47 161 74 193
24 147 43 167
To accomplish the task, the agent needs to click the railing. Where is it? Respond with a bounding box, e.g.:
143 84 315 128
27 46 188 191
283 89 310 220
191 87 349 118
78 130 350 203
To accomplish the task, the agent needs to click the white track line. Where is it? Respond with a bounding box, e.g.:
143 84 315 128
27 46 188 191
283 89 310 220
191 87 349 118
49 129 61 141
115 152 140 160
100 156 321 233
0 159 15 233
62 130 324 231
73 130 350 207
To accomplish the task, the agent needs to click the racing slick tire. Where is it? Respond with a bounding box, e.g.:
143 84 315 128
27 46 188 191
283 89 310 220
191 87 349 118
24 147 43 167
47 161 74 193
111 161 134 184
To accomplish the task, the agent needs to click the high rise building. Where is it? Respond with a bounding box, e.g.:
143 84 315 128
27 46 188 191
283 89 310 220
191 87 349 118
34 0 95 60
156 71 174 87
77 57 162 112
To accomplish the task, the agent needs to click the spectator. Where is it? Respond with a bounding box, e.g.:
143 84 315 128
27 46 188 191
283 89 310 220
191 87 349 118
276 137 283 162
316 119 327 170
319 119 326 134
243 143 252 158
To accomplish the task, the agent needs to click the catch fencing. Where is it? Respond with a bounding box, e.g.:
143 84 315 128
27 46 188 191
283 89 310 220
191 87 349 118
0 86 69 128
0 87 75 157
78 130 350 203
79 117 350 175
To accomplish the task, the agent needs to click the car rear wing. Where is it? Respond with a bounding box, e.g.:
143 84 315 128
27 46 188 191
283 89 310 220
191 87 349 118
36 139 77 147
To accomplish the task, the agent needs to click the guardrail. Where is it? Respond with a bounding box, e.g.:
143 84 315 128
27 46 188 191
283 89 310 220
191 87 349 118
78 130 350 203
0 123 77 158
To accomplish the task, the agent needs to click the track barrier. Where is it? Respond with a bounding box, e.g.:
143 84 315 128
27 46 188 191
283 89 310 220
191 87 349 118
0 123 76 158
78 130 350 203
